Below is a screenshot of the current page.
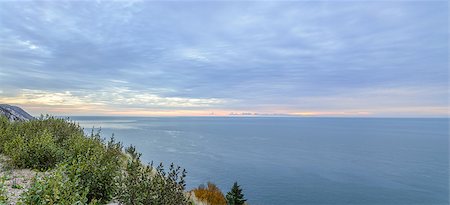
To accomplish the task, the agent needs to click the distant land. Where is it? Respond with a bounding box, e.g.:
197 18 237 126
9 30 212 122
0 104 34 122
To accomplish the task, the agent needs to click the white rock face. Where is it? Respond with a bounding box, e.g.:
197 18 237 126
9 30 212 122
0 104 34 122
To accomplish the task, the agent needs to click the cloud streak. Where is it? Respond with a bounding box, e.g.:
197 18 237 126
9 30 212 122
0 1 448 117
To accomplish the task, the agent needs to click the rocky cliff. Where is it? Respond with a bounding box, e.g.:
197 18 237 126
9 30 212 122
0 104 34 122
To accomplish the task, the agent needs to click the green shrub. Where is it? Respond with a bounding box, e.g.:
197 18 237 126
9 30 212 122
0 175 7 204
3 130 63 170
3 135 26 168
0 116 10 150
0 116 17 153
116 145 188 205
21 153 120 205
21 163 89 205
0 115 83 170
68 136 123 203
19 115 84 144
0 115 195 204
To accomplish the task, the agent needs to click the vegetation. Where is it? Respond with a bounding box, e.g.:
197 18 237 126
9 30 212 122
0 115 79 170
21 163 90 205
3 129 63 170
192 182 227 205
116 146 188 205
0 175 7 204
226 182 246 205
0 115 189 204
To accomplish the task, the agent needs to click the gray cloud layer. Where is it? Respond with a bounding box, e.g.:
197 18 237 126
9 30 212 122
0 1 448 116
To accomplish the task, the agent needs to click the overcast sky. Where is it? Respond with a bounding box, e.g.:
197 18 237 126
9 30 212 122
0 1 448 117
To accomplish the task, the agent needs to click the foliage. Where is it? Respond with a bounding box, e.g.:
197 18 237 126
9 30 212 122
0 115 82 170
116 145 188 205
20 163 89 205
0 115 83 147
226 182 246 205
0 117 10 152
193 182 227 205
3 130 63 170
0 115 193 204
67 136 123 203
0 115 124 203
21 154 121 205
12 180 23 189
0 175 7 204
19 115 84 144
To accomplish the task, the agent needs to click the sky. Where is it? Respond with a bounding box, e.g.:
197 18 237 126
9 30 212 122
0 1 448 117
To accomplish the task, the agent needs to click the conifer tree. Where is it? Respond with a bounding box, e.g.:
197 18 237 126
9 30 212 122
226 182 247 205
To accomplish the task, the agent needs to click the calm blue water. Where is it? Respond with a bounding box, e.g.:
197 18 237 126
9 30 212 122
69 117 449 205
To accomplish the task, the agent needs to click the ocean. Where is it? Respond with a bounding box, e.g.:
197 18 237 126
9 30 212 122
70 117 449 205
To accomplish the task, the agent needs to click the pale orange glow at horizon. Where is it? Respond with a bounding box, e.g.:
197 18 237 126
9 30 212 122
1 89 448 117
3 101 446 118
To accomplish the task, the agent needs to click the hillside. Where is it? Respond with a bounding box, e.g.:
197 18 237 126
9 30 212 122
0 104 34 122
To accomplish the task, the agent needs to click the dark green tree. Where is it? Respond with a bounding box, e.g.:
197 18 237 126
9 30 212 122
226 182 247 205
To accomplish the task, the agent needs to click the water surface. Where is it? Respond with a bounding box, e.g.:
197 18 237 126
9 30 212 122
70 117 449 205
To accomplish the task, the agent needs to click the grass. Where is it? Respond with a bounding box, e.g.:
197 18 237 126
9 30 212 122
11 180 23 189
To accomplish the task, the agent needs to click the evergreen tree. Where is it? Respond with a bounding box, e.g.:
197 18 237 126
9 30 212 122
226 182 247 205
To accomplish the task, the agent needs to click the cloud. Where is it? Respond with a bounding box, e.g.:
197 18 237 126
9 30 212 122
177 48 211 62
285 85 449 117
0 1 447 117
1 88 226 113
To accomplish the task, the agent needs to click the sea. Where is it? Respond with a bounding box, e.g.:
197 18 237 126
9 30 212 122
69 116 449 205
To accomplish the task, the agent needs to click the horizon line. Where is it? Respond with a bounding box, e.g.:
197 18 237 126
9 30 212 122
46 114 450 119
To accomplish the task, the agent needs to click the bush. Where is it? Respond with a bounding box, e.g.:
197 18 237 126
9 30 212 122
22 140 123 205
192 182 227 205
0 116 17 153
0 115 83 148
0 115 83 170
0 115 195 204
1 116 123 204
20 115 84 144
3 130 63 170
21 163 89 205
68 136 123 203
0 175 7 204
0 116 10 150
116 145 188 205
